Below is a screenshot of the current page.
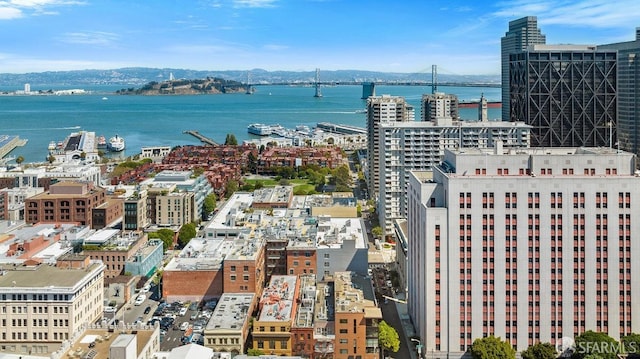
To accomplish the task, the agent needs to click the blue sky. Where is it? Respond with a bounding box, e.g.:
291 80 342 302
1 0 639 75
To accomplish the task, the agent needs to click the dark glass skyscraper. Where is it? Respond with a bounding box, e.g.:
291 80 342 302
599 29 640 156
509 45 617 147
501 16 546 121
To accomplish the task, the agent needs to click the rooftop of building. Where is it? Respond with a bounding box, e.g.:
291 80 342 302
205 293 255 331
60 327 157 359
0 261 103 289
207 192 254 231
252 186 293 204
83 230 143 250
450 146 630 156
315 216 366 249
258 275 298 322
164 238 228 271
332 271 380 318
0 223 80 265
128 239 162 262
293 275 316 328
291 193 356 209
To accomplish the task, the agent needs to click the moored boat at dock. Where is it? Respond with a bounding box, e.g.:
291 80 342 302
108 135 125 152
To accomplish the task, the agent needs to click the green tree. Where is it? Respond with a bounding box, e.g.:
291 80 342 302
333 165 352 189
379 320 400 357
247 348 264 356
225 179 239 198
148 228 175 252
521 342 557 359
224 133 238 145
15 155 24 165
47 154 55 164
178 222 197 248
247 152 258 174
621 333 640 358
470 336 515 359
80 151 86 160
573 331 619 359
203 193 217 217
371 226 383 238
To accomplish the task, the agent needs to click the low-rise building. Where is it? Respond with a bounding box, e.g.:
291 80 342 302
252 186 294 209
81 229 149 278
24 181 107 227
124 188 148 231
315 216 368 277
141 170 213 221
0 254 105 355
252 275 300 356
58 326 159 359
331 272 381 359
124 238 163 278
91 197 124 229
0 223 84 265
0 186 44 221
291 275 317 358
203 293 256 355
140 146 171 161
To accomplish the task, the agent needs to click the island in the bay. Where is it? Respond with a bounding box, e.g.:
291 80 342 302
115 77 247 95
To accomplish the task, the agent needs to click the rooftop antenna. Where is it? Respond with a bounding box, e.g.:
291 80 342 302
432 64 437 94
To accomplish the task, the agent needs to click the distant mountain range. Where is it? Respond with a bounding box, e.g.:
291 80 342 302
0 67 500 88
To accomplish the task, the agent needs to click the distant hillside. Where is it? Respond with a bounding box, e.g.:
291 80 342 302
0 67 500 88
116 77 246 95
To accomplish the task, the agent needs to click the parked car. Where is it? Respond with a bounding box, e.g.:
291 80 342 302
134 295 146 306
104 305 117 313
180 322 190 331
143 306 151 314
141 284 151 293
179 307 188 316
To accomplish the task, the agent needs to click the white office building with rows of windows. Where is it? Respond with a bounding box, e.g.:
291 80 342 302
408 147 640 357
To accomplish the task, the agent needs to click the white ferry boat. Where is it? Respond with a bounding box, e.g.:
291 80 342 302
108 135 125 152
247 124 272 136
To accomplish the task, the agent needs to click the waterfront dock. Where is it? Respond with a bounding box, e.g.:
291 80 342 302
184 130 219 146
0 135 27 159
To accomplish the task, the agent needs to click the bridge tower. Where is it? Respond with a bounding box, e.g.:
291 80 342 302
314 68 322 98
432 64 438 94
245 71 253 94
361 82 376 99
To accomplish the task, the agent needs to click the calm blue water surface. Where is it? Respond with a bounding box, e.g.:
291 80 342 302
0 85 500 163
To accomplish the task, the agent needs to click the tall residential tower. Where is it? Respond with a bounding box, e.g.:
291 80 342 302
366 95 414 201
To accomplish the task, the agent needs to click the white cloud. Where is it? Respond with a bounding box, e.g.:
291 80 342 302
493 0 640 28
233 0 277 8
0 6 22 18
58 31 119 46
0 0 84 19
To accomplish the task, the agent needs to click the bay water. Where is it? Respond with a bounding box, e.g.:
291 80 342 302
0 85 500 163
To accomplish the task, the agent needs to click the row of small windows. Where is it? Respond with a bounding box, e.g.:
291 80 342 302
1 294 70 301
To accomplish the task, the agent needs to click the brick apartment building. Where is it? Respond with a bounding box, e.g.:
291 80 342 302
25 181 108 227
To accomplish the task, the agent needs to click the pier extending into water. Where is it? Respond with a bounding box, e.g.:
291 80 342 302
0 135 27 159
183 130 219 146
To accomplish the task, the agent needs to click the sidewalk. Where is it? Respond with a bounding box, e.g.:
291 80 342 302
393 292 417 359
